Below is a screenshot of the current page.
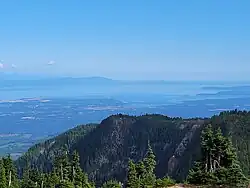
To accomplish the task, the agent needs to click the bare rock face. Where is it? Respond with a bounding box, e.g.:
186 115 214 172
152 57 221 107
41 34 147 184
168 124 202 175
168 155 178 175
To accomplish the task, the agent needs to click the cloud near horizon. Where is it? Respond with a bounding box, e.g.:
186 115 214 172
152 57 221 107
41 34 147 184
47 60 56 65
0 61 4 69
11 64 17 68
0 61 17 69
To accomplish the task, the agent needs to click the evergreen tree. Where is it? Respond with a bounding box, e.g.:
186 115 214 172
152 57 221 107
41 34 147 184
54 151 71 182
81 172 93 188
40 173 45 188
70 150 93 188
2 155 19 188
135 161 146 186
143 141 156 186
44 170 59 188
70 150 83 187
126 160 139 188
20 165 36 188
187 125 249 187
29 168 41 186
200 124 214 173
0 159 7 188
227 163 249 187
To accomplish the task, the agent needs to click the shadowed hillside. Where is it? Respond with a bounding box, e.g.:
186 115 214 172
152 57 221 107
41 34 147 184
16 110 250 186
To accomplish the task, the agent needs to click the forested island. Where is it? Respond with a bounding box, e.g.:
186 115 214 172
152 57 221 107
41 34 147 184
1 110 250 187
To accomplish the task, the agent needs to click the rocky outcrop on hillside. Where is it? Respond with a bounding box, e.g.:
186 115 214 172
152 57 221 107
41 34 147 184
16 110 250 185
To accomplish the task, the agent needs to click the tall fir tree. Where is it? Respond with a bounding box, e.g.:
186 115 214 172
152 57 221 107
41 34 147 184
44 170 60 188
0 159 7 188
20 165 36 188
143 141 156 186
188 125 249 187
126 160 139 188
29 168 41 186
2 155 19 188
54 151 71 182
135 161 146 186
82 173 94 188
70 150 93 188
200 124 215 173
70 150 83 187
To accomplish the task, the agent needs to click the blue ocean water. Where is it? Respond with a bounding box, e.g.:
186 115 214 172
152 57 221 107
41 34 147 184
1 78 250 135
0 78 240 101
1 78 250 158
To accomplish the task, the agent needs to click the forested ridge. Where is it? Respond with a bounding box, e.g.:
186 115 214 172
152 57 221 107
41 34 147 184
7 110 250 187
16 124 96 175
0 124 248 187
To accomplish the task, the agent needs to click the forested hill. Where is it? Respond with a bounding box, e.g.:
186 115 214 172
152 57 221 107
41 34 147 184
16 124 96 174
16 110 250 185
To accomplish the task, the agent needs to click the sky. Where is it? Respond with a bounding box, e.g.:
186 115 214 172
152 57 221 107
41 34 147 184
0 0 250 81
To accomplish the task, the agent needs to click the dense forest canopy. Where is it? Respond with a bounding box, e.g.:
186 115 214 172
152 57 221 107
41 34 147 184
5 110 250 187
0 125 249 187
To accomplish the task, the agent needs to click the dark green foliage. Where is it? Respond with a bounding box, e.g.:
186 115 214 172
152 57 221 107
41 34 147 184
126 143 157 187
210 110 250 175
187 125 249 187
15 111 250 185
135 161 147 186
70 150 93 188
1 153 96 187
187 162 217 185
17 150 93 187
227 163 249 187
127 160 140 188
102 180 122 188
17 115 204 184
154 176 175 187
20 165 38 188
54 151 71 181
44 170 60 188
70 150 82 186
0 159 7 188
143 142 156 186
57 180 74 188
2 155 19 188
29 168 42 185
82 173 94 188
16 124 96 174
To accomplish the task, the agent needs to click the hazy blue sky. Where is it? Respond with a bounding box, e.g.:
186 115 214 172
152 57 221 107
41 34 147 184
0 1 250 80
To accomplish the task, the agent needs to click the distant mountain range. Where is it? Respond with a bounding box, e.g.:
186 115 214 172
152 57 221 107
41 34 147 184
2 72 248 84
